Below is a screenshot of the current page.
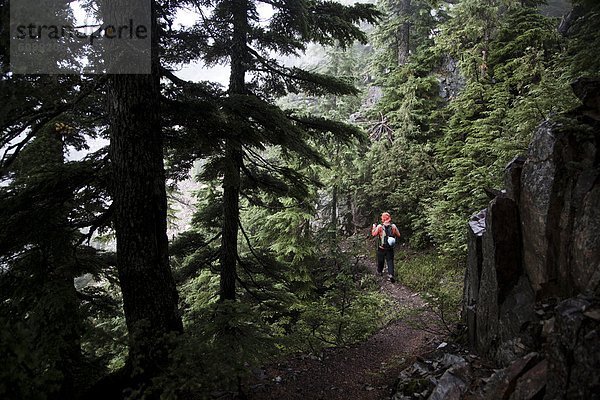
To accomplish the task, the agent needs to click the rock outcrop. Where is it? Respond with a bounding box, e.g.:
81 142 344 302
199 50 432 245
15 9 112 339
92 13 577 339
464 78 600 398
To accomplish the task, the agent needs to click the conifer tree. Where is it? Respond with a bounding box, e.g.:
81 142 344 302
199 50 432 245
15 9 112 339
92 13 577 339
355 0 445 246
2 0 186 395
0 119 116 398
102 0 184 394
0 3 120 397
281 43 373 228
358 0 587 254
429 0 574 255
172 0 380 301
560 0 600 78
0 128 82 399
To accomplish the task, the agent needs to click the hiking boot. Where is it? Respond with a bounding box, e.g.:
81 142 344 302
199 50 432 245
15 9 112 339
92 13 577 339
388 275 395 283
377 271 383 276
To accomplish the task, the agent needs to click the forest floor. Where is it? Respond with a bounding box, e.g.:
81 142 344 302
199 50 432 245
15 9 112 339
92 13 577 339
243 253 446 400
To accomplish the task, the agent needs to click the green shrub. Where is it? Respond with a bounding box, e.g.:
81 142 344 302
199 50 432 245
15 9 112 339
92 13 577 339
395 251 464 333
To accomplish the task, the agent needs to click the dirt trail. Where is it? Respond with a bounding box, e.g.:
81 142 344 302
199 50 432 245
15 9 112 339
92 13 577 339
245 256 444 400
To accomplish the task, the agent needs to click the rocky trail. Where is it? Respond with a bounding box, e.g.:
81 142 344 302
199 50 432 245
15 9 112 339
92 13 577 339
243 255 446 400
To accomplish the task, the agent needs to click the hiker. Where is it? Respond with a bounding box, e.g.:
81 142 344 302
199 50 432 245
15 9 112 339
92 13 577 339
371 212 401 283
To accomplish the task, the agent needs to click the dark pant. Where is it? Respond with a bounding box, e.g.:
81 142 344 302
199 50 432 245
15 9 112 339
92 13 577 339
377 248 394 276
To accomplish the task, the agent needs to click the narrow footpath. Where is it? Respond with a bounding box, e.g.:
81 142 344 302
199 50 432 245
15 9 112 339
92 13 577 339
245 255 444 400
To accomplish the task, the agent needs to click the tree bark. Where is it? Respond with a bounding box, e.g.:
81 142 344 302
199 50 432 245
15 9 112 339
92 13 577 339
106 0 182 387
220 140 242 301
396 0 411 66
219 0 249 301
331 184 338 237
45 245 81 400
34 129 82 400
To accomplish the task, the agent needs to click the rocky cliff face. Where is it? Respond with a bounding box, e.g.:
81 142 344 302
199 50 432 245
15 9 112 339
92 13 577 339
464 78 600 399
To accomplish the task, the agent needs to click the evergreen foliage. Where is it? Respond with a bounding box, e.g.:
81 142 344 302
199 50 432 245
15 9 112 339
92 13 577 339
0 0 598 397
364 0 594 255
560 0 600 78
157 0 384 394
0 127 116 399
428 0 579 255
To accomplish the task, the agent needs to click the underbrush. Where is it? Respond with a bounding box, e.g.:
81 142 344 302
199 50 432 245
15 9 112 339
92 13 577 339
281 262 397 355
149 235 396 398
394 250 464 335
85 240 460 399
279 234 400 352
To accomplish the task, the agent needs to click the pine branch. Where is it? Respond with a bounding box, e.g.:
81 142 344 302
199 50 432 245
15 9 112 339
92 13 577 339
247 46 358 96
1 76 107 170
238 219 269 271
77 205 115 246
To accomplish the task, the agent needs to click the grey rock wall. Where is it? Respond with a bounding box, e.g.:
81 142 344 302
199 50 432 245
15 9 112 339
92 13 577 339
545 295 600 399
519 122 560 297
476 196 522 357
520 117 600 299
464 210 485 348
463 78 600 398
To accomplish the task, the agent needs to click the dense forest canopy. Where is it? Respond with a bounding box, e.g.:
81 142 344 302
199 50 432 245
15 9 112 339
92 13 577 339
0 0 598 398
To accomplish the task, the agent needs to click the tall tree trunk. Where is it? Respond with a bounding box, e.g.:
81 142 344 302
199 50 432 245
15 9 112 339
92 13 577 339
107 0 182 388
32 128 82 400
219 0 249 301
220 141 242 301
45 243 81 400
330 144 339 238
396 0 411 66
331 184 338 237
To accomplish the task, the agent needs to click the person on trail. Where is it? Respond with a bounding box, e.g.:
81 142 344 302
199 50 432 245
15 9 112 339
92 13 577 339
371 212 401 283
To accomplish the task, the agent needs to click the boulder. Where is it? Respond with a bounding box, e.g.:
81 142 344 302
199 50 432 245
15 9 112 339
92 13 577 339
545 296 600 399
496 275 537 365
519 120 561 298
482 352 539 400
504 156 526 203
393 360 436 400
571 181 600 295
465 210 486 348
427 361 470 400
553 128 599 299
462 78 600 393
519 115 600 299
509 359 547 400
477 196 521 356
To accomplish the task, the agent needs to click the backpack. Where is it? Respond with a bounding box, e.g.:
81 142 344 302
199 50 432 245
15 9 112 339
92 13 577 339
381 224 396 249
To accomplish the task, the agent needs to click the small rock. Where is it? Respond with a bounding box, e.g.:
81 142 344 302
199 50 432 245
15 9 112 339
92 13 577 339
428 365 468 400
541 317 555 337
440 354 466 368
483 353 539 400
509 359 547 400
583 308 600 320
